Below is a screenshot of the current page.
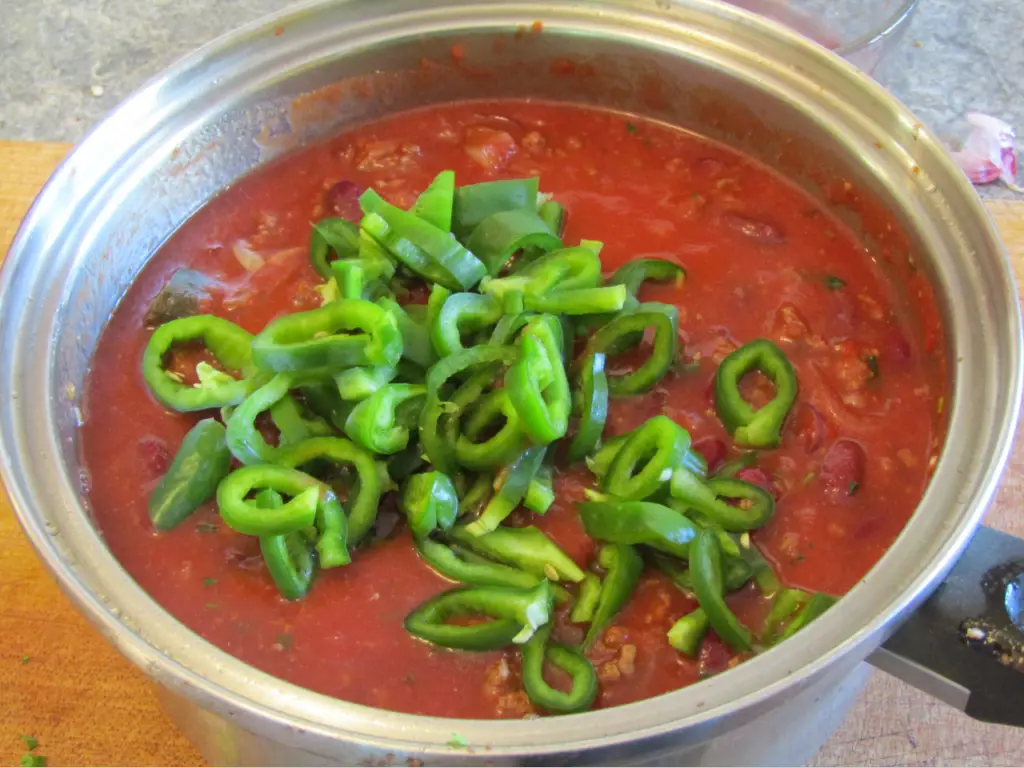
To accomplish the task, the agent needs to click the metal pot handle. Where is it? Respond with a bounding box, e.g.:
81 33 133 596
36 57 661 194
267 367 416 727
868 525 1024 727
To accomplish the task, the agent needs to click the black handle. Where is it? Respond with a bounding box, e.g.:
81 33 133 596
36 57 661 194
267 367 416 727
869 525 1024 727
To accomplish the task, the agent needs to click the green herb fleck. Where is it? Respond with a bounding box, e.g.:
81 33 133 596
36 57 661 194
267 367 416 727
848 480 861 496
21 754 46 767
202 577 218 589
21 655 30 664
801 471 816 485
205 602 219 610
825 275 846 290
865 355 880 380
275 633 293 651
195 522 219 534
625 121 638 134
448 732 470 749
403 673 417 685
21 736 37 751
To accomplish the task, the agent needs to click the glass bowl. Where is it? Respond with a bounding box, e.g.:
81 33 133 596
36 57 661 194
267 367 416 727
726 0 920 77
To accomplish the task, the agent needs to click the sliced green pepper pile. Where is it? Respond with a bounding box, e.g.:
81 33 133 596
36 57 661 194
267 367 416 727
142 170 836 715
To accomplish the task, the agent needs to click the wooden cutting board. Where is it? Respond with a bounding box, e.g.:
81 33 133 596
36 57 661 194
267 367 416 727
1 140 1022 767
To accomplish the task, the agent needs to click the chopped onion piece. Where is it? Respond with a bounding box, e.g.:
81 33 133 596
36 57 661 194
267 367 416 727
232 239 266 273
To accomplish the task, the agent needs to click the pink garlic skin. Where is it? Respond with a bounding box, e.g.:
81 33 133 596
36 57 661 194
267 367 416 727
949 112 1020 190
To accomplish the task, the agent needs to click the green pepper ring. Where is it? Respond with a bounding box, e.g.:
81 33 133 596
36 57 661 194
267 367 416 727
142 315 254 412
714 338 797 447
521 626 599 713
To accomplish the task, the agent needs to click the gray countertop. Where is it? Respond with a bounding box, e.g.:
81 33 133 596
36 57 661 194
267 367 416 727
1 0 1022 199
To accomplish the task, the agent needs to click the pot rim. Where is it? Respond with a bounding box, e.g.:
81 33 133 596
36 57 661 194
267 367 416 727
1 0 1020 757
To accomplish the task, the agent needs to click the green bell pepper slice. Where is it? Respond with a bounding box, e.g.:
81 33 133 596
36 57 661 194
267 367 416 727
411 170 455 232
463 445 547 536
667 607 709 657
309 218 361 280
431 292 503 358
333 363 396 401
609 257 686 296
480 246 603 309
764 590 837 643
524 464 555 514
452 177 539 240
505 315 570 444
714 339 797 447
537 200 566 237
269 395 335 447
404 580 554 649
521 625 599 713
648 550 752 594
464 209 562 275
580 303 679 395
454 388 526 471
399 471 459 539
602 415 691 500
343 383 425 454
360 189 486 290
142 315 254 412
569 573 602 623
332 258 364 300
450 524 585 583
669 470 776 532
256 488 317 601
690 528 754 652
779 593 837 641
148 418 232 530
217 464 335 537
415 536 542 590
735 534 782 596
578 500 699 559
762 587 809 643
377 298 437 369
524 286 627 316
583 544 643 648
275 436 381 549
251 298 402 374
419 344 516 475
226 372 294 465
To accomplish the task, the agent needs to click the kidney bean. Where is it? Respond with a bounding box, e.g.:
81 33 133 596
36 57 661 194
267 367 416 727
139 435 172 477
226 536 265 571
884 327 913 363
693 157 725 174
786 402 828 453
820 439 867 497
735 467 780 500
720 212 786 245
323 179 363 221
698 630 733 677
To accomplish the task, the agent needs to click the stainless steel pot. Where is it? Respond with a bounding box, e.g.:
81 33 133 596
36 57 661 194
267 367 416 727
1 0 1021 765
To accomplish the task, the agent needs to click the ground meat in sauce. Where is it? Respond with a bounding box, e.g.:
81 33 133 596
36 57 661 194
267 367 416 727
80 100 945 719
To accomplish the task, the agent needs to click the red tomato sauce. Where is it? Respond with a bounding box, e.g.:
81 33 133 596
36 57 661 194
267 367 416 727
80 100 945 718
